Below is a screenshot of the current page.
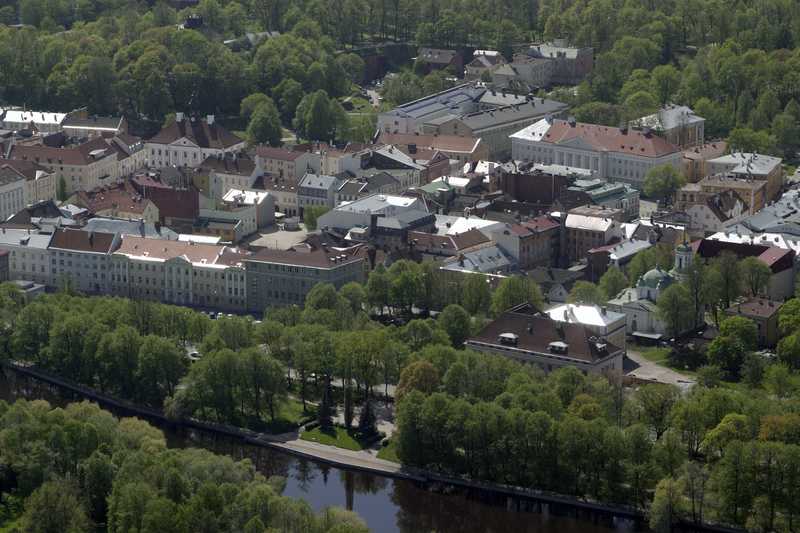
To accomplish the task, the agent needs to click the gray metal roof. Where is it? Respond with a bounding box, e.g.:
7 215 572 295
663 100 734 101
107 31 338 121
83 217 179 240
460 98 568 131
0 228 52 249
299 173 340 191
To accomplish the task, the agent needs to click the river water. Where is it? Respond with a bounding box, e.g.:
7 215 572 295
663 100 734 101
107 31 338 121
0 371 634 533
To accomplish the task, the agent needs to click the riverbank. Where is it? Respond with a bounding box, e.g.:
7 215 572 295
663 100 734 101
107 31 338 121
2 360 745 532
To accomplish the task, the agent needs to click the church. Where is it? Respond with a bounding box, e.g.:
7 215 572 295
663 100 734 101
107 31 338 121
606 242 693 340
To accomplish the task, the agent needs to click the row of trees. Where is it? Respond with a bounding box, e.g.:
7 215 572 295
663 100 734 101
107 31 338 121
0 399 370 532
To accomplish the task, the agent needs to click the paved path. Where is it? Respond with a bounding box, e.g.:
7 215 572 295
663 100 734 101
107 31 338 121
268 437 411 477
625 350 695 391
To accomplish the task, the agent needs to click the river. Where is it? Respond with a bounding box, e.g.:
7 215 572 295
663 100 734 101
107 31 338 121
0 370 635 533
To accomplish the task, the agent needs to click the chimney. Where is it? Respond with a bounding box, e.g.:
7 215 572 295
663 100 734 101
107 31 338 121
206 115 215 125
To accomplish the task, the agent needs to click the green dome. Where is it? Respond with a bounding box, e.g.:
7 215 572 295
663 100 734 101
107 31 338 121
637 267 674 290
676 242 692 253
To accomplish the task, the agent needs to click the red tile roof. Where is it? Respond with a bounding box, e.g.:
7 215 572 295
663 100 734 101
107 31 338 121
0 158 52 181
9 137 116 166
148 117 242 149
694 238 794 273
49 227 116 253
246 240 368 269
379 132 481 154
542 119 679 157
256 146 305 162
726 298 782 319
75 181 154 215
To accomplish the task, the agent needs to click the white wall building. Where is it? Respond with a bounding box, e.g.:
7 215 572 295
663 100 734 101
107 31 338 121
511 118 683 189
146 114 245 169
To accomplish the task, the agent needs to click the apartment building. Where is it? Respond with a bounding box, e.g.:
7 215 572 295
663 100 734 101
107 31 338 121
0 159 57 208
244 239 370 311
706 152 783 201
255 146 319 183
565 205 624 262
0 228 53 284
111 236 249 311
631 105 705 149
48 228 120 294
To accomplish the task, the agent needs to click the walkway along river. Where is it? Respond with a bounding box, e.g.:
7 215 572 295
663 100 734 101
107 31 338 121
0 362 738 533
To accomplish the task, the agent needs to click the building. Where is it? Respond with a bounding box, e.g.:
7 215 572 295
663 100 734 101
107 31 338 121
423 98 569 159
568 178 640 221
378 132 489 163
706 152 783 201
48 228 119 294
407 228 490 258
8 137 120 195
725 298 783 348
586 238 653 281
683 142 728 182
492 55 555 92
297 173 342 214
631 105 705 148
546 303 627 352
528 266 584 303
335 173 402 205
523 40 594 85
0 163 34 221
378 83 567 156
111 235 248 311
201 153 260 198
441 243 515 275
466 302 623 375
212 188 275 237
257 177 298 217
109 134 148 177
0 228 53 284
0 159 57 208
464 50 506 80
61 109 127 139
145 114 245 168
244 238 370 311
682 190 748 237
0 109 66 133
416 48 463 73
677 175 766 216
692 237 795 300
564 205 624 262
511 118 682 188
255 146 320 184
317 194 427 233
131 172 199 228
71 181 160 224
486 215 561 269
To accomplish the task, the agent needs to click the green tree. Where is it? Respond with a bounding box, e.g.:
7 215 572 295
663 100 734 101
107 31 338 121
303 205 330 230
739 256 771 297
437 304 471 347
771 112 799 158
396 360 440 399
650 64 680 105
461 274 492 315
598 267 628 301
643 164 685 201
649 477 685 533
22 480 91 533
568 281 604 305
727 127 776 154
246 100 282 147
136 335 186 406
657 284 692 338
490 276 543 315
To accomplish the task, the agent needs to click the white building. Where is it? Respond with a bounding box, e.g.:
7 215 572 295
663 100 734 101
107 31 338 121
0 228 53 284
546 303 627 352
631 105 705 148
510 118 682 188
146 114 245 169
0 109 66 133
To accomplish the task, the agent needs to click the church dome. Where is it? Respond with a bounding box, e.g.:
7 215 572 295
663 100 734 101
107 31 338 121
637 267 674 290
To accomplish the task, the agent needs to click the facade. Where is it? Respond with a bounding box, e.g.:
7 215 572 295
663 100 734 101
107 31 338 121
214 188 275 237
297 173 342 214
528 266 584 303
259 178 298 217
631 105 705 149
466 303 623 376
724 298 783 348
48 228 119 294
523 40 594 85
682 190 748 237
145 114 245 169
492 56 555 91
256 147 320 183
111 236 248 311
706 152 783 202
201 154 259 198
0 159 57 207
0 228 53 285
683 142 728 182
486 215 561 269
564 205 624 262
244 240 369 311
678 176 767 216
510 118 682 188
464 51 506 80
0 165 28 221
8 137 120 195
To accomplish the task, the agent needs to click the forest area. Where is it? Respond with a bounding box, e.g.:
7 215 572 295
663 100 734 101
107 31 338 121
1 0 800 155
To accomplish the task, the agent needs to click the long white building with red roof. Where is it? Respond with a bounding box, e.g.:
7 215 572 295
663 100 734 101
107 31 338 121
510 118 682 188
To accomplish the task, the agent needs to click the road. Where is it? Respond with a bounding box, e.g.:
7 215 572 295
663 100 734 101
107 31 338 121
624 349 695 391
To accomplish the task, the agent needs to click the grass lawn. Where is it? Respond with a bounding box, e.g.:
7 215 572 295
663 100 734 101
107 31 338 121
301 426 365 451
376 438 400 463
261 398 316 434
0 518 20 533
638 346 671 365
